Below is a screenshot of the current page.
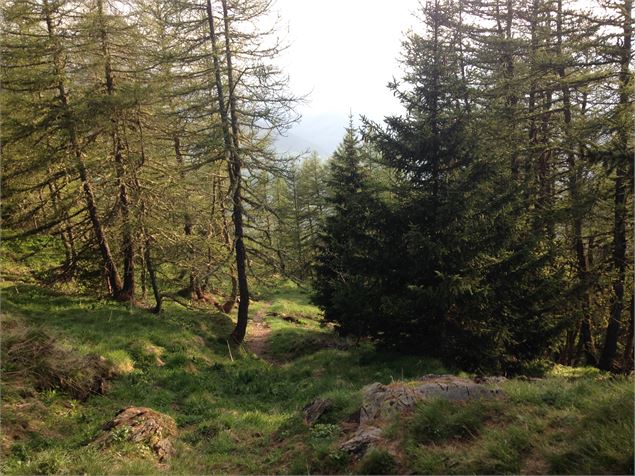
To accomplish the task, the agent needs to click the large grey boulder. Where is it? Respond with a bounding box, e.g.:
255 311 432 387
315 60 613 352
360 375 504 424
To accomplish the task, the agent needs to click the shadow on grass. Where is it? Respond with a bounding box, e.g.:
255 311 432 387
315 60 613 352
1 284 235 358
266 327 347 361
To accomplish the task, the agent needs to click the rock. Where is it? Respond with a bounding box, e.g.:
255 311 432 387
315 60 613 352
339 425 382 455
303 399 332 426
93 407 177 462
360 375 504 424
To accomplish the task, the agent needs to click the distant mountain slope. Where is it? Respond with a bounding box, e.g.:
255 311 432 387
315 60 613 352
274 111 356 157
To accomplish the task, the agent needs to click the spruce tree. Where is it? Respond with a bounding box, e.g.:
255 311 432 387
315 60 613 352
313 122 385 337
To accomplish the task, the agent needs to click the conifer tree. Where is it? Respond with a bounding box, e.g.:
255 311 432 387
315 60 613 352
313 121 384 337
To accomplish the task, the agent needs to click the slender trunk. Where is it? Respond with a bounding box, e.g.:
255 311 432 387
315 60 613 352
132 110 162 313
622 296 634 371
556 0 597 366
499 0 518 179
430 0 441 206
144 237 162 313
222 0 249 342
174 135 200 295
206 0 250 343
97 0 135 301
46 173 76 274
43 0 122 295
274 179 287 273
525 0 540 203
174 136 193 235
291 172 304 277
219 180 238 312
599 0 632 371
457 2 471 115
140 241 147 299
599 164 628 370
536 87 553 237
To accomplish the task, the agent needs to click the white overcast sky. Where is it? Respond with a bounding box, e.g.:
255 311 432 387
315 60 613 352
274 0 419 121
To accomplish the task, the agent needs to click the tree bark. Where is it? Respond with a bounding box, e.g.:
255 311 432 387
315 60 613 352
622 296 634 371
206 0 250 343
291 170 305 278
174 135 203 297
599 0 632 371
144 237 162 313
219 184 238 312
97 0 135 301
46 172 77 275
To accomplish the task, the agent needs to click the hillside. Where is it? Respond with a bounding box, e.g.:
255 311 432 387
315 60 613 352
1 261 632 474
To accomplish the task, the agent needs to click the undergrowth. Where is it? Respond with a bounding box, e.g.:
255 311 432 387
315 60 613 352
0 263 633 475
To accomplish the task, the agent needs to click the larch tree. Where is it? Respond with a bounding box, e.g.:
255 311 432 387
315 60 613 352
204 0 297 343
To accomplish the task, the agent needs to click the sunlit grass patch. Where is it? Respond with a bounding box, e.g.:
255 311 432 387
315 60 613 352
103 350 135 375
253 279 323 320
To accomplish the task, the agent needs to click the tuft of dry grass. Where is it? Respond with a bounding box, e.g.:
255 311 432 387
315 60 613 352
1 314 113 401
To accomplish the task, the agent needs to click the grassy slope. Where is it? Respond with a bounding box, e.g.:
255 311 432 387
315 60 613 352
1 244 633 475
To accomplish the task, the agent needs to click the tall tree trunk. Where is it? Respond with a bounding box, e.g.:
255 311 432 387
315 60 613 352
43 0 122 296
524 0 540 204
430 0 441 207
174 135 202 297
623 296 634 371
291 170 305 278
133 108 161 313
599 0 632 371
219 184 238 312
206 0 250 343
274 179 287 273
497 0 519 179
555 0 597 366
144 236 162 313
96 0 135 301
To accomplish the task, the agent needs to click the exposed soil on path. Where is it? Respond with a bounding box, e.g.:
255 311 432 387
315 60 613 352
244 303 279 364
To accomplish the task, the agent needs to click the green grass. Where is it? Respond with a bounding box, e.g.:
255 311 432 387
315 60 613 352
1 252 633 475
406 377 634 475
0 278 449 474
410 398 499 444
357 448 397 475
253 280 322 318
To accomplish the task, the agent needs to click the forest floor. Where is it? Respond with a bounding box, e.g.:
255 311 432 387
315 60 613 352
1 242 634 475
244 303 275 364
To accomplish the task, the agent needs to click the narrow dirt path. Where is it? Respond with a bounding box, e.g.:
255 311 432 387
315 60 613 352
244 303 278 364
